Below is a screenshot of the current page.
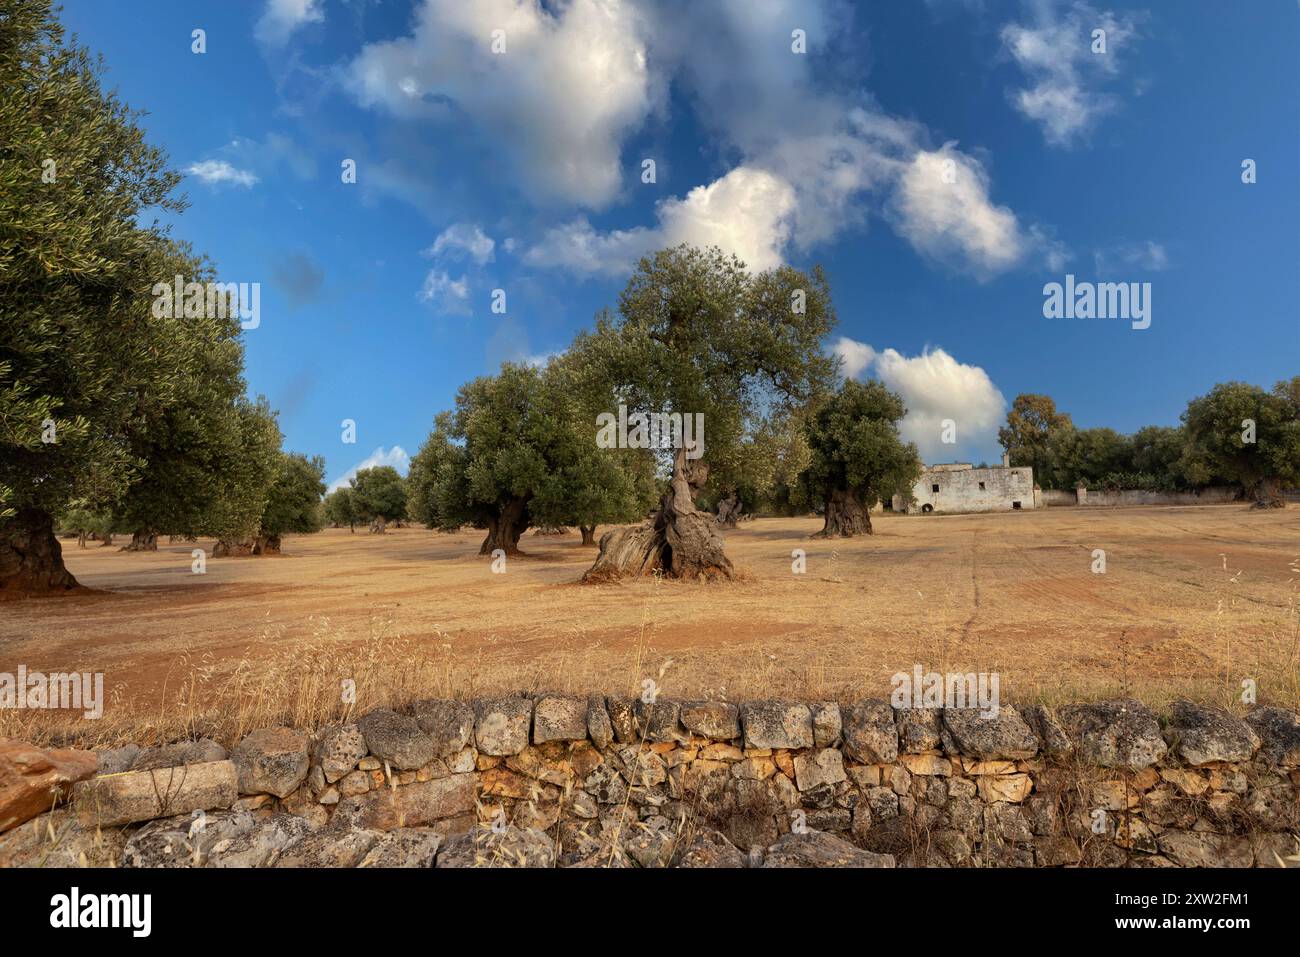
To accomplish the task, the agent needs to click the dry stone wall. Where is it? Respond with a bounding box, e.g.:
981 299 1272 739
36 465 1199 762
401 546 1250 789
2 696 1297 868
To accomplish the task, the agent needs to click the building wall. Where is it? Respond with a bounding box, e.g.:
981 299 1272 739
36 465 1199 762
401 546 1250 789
896 464 1036 513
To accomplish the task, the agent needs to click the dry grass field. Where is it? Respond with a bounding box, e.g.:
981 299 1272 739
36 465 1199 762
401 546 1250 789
2 504 1297 748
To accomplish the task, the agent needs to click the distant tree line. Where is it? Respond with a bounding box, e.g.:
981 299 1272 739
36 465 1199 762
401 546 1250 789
997 382 1300 501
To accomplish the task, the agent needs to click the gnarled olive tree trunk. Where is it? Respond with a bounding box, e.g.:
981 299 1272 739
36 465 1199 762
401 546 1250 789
122 529 158 551
255 534 282 554
579 524 597 546
480 496 530 556
1251 477 1286 508
584 449 733 582
99 532 114 547
0 508 78 593
815 488 872 537
715 491 743 528
213 538 256 557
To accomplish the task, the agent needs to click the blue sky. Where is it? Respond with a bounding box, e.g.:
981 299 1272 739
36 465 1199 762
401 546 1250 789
58 0 1299 485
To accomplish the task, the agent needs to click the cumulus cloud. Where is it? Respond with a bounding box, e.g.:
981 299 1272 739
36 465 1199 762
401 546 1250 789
427 223 495 265
418 270 471 314
328 446 410 493
524 2 1036 279
1001 1 1140 146
346 0 659 208
347 0 1046 281
831 337 877 380
837 338 1007 463
185 159 259 188
526 166 797 275
890 145 1025 279
256 0 325 47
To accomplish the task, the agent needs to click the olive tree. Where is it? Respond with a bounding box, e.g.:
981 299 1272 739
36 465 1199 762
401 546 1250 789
255 452 326 553
0 0 198 591
799 380 921 536
350 466 407 533
572 245 837 581
1181 378 1300 506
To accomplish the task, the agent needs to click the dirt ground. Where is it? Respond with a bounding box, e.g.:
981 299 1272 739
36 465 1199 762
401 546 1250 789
2 505 1297 745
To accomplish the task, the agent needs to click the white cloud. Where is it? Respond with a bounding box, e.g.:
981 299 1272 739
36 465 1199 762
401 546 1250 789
838 339 1007 463
328 446 410 493
832 337 877 380
256 0 325 47
1094 239 1169 274
1001 2 1140 147
418 269 471 314
890 145 1025 279
346 0 660 208
427 223 495 265
185 160 259 188
526 165 797 275
348 0 1047 281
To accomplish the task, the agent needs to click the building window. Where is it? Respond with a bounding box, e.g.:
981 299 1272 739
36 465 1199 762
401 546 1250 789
931 483 940 493
978 482 985 490
1012 501 1022 509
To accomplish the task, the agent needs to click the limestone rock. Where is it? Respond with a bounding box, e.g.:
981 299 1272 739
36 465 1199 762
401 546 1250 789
605 696 638 743
1057 699 1168 769
207 813 314 868
680 701 740 740
899 753 952 777
359 828 444 867
1164 701 1260 765
1246 706 1300 767
275 827 383 867
675 827 747 867
622 814 676 868
131 738 226 771
762 829 895 868
741 701 814 750
793 749 847 792
93 744 140 776
0 740 98 833
1023 704 1072 757
586 696 614 748
357 709 436 770
412 699 476 756
976 773 1033 803
314 724 367 784
811 702 842 748
331 774 476 830
73 760 237 827
895 708 942 753
1157 829 1253 868
942 707 1039 760
533 695 588 743
841 700 898 764
231 727 310 798
121 809 256 868
635 698 685 744
474 696 532 756
435 825 555 868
